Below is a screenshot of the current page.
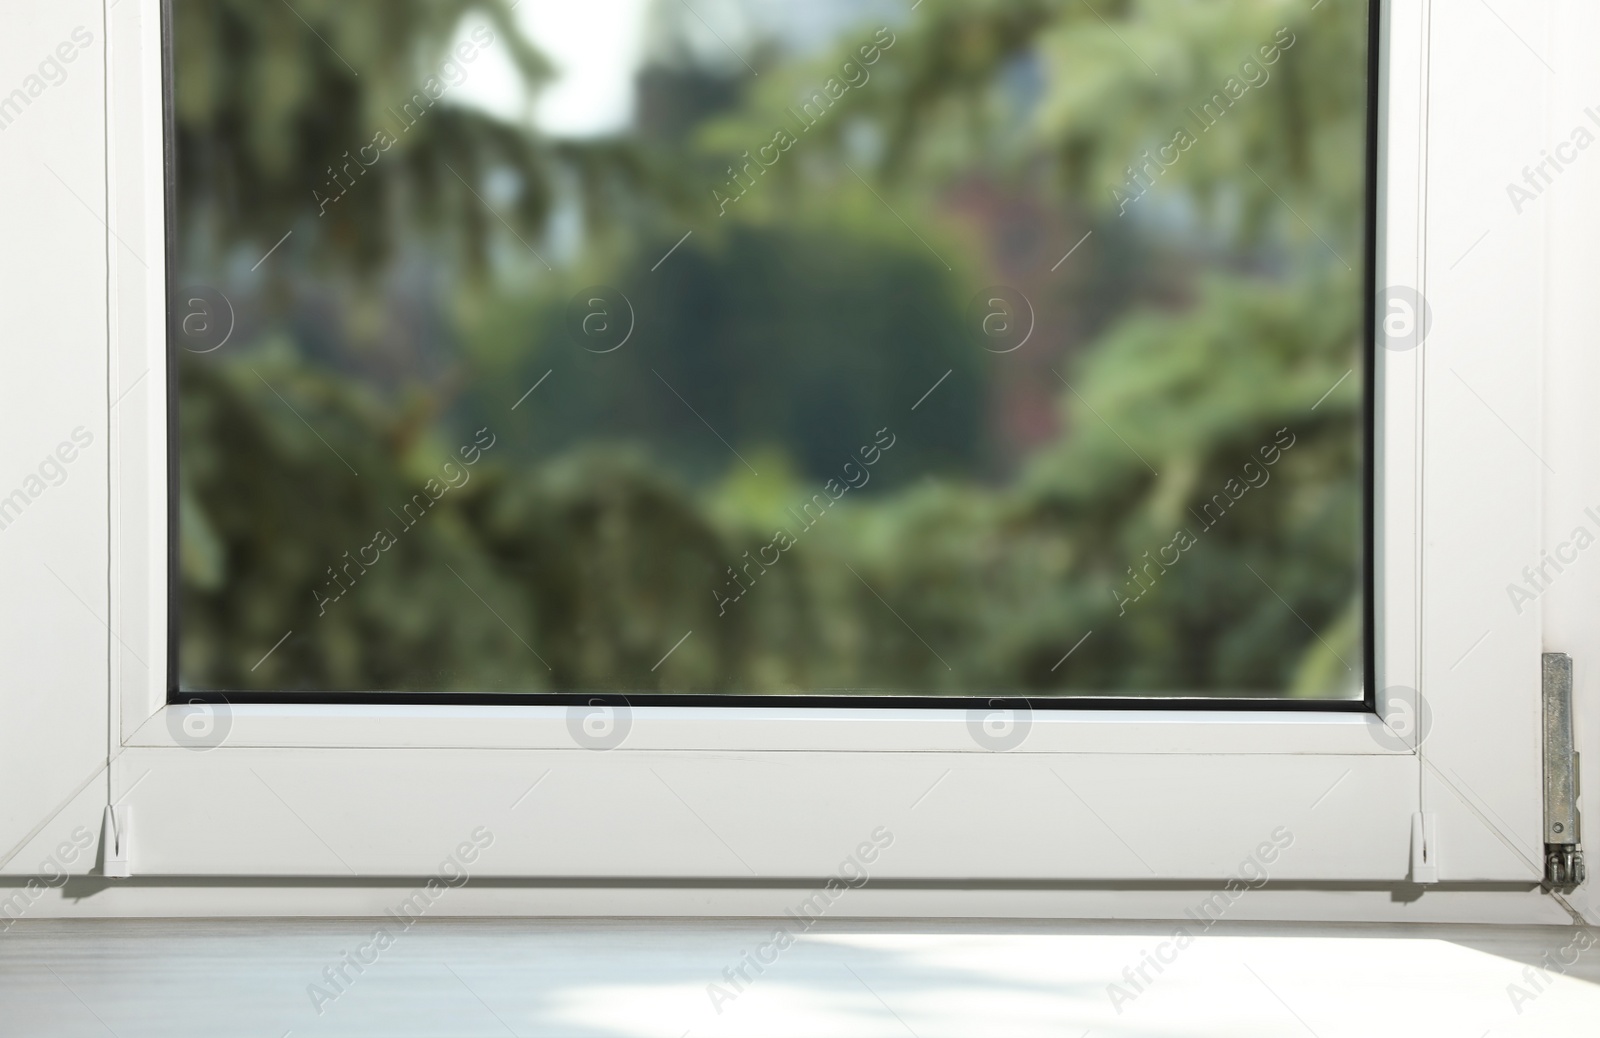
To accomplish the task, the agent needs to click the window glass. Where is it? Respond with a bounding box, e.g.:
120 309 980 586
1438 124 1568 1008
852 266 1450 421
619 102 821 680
172 0 1371 700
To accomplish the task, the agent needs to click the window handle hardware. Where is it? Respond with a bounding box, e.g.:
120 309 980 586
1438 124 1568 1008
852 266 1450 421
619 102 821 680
1543 653 1585 890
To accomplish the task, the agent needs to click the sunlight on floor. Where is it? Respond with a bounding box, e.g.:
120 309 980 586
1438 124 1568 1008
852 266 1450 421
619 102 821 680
535 932 1600 1038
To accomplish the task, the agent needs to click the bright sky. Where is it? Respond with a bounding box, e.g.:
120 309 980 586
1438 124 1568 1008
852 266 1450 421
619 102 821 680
449 0 654 138
447 0 898 138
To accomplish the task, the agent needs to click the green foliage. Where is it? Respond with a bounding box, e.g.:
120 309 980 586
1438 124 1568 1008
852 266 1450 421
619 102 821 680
172 0 679 275
456 222 985 486
179 355 542 690
177 0 1371 697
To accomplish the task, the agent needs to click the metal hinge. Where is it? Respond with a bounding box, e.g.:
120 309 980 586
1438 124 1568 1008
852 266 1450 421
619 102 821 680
1542 653 1585 890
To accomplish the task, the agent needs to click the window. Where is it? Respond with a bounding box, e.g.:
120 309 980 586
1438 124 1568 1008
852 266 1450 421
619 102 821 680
0 0 1565 903
170 0 1372 705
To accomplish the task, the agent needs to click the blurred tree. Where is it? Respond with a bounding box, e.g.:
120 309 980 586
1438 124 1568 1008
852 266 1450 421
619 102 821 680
456 222 985 487
178 0 1369 698
171 0 696 277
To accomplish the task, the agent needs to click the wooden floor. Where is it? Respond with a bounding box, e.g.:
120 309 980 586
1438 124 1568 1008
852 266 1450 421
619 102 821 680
2 919 1598 1037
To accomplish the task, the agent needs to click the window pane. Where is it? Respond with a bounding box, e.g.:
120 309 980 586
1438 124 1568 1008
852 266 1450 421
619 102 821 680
172 0 1370 700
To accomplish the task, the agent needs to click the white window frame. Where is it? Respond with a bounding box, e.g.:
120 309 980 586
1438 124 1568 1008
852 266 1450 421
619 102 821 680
2 0 1583 922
